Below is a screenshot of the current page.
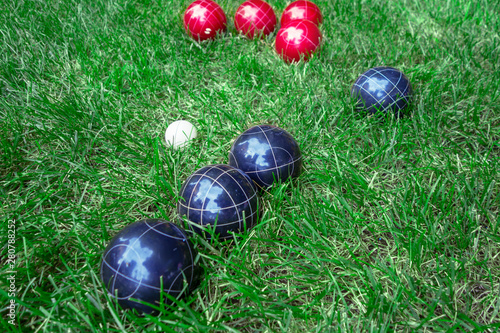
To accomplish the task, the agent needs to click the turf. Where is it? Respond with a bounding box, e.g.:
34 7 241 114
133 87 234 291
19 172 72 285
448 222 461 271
1 0 499 331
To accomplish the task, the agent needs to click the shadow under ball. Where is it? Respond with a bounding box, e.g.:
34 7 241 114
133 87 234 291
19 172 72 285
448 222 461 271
100 219 201 314
177 164 259 240
351 66 413 116
229 125 302 188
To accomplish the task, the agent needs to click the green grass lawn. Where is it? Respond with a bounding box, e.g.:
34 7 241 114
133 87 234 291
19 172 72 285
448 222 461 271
1 0 499 331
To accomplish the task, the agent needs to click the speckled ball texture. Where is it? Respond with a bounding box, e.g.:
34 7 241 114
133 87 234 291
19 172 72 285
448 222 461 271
178 164 259 240
275 19 322 63
100 219 201 314
183 0 227 41
234 0 276 39
229 125 302 188
351 66 413 116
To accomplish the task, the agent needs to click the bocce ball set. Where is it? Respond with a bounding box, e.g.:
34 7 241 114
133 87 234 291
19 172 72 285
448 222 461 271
100 0 414 315
184 0 323 63
101 124 302 314
182 0 412 116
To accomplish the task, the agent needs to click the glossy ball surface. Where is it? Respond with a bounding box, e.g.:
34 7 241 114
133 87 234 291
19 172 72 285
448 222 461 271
101 219 201 314
178 164 259 240
275 20 321 63
229 125 302 188
351 66 413 116
280 0 323 26
184 0 227 41
234 0 276 39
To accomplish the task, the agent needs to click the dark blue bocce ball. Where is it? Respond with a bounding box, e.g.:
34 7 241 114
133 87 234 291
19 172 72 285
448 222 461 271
351 66 412 116
100 219 201 314
177 164 259 240
229 125 302 188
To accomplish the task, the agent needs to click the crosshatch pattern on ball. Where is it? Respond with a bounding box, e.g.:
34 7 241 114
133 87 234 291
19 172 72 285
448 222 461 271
280 0 323 26
183 0 227 41
229 125 302 188
234 0 277 39
100 219 200 314
177 164 259 240
351 66 413 116
275 19 322 63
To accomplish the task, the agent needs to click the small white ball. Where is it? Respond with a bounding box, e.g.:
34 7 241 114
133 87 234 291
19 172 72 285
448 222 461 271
164 120 197 149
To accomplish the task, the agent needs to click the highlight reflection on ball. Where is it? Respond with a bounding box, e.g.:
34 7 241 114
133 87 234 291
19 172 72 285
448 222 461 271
351 66 413 116
229 125 302 188
183 0 227 41
178 164 259 240
275 19 322 63
100 219 201 314
234 0 276 39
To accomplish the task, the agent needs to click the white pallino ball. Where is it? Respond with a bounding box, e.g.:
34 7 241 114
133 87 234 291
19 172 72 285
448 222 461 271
165 120 197 149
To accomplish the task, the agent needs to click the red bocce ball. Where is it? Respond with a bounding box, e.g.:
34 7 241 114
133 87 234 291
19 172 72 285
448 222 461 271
275 20 322 63
184 0 227 41
234 0 276 39
280 0 323 26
